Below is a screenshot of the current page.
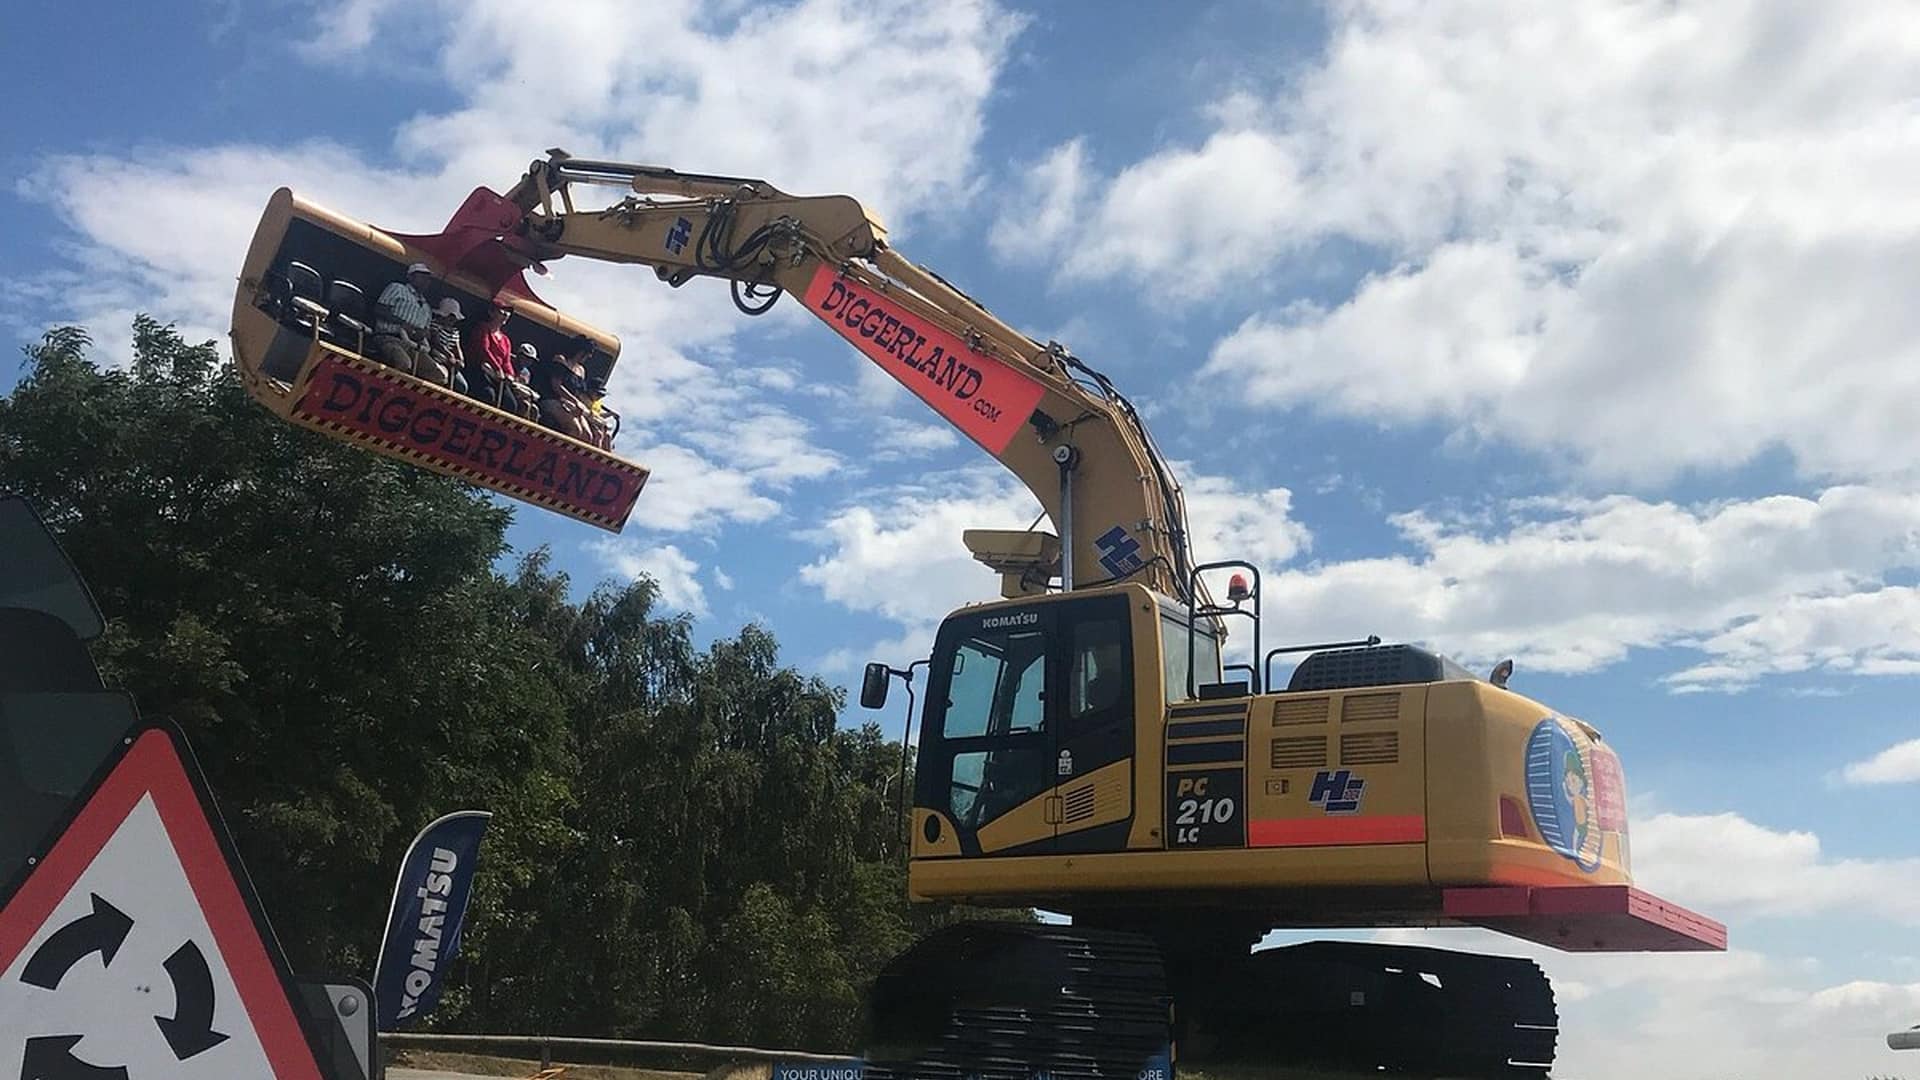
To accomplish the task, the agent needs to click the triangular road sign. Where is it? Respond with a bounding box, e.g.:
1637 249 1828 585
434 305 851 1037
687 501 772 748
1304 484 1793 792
0 721 327 1079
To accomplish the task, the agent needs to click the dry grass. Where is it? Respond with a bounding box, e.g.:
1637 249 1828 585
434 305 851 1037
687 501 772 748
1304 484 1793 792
387 1050 702 1080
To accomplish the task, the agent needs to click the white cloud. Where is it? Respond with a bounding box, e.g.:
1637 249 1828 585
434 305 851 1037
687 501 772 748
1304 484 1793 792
1206 241 1559 426
1632 811 1920 925
1666 588 1920 689
586 539 708 618
1174 462 1312 569
295 0 397 59
713 567 736 592
799 468 1042 632
1260 484 1920 680
1841 737 1920 786
1033 0 1920 483
868 417 961 460
682 407 839 487
1809 978 1920 1017
1060 128 1313 295
989 138 1088 263
621 444 779 534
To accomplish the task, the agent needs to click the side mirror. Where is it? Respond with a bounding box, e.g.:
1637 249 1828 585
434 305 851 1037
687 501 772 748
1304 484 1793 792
860 662 891 710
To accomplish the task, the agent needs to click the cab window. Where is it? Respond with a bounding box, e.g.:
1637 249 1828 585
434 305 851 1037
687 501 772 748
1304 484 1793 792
1069 615 1129 721
1161 615 1222 703
943 627 1047 738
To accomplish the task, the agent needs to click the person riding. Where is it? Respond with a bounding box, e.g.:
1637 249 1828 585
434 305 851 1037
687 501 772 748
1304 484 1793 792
583 375 616 450
460 303 539 419
424 297 469 393
532 336 597 443
370 262 435 375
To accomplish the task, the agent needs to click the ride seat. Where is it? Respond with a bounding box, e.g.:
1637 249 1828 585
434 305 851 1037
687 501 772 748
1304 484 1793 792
257 270 293 321
284 262 330 333
325 279 370 354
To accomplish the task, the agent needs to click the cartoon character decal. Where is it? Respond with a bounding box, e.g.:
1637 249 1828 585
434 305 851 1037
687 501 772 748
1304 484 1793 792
1524 716 1627 873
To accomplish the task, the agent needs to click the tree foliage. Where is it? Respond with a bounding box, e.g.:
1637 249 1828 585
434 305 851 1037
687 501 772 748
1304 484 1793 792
0 318 1009 1048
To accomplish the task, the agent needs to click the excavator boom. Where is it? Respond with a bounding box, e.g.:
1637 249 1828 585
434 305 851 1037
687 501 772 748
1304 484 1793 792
456 152 1200 603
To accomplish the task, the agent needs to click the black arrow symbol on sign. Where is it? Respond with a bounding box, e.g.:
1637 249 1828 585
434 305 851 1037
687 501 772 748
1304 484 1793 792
18 1036 128 1080
19 895 133 991
154 940 228 1060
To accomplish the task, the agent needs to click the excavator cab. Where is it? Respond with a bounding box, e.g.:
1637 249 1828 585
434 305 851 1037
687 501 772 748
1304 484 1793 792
230 188 649 531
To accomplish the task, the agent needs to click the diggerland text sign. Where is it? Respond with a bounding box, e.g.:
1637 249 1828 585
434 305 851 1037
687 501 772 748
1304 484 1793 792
804 266 1047 455
292 352 646 530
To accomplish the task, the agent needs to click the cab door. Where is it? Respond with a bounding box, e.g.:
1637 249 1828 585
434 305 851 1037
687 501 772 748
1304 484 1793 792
1052 592 1136 852
921 606 1058 856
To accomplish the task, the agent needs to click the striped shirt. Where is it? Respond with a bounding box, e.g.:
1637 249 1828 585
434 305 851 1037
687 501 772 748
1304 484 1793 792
429 321 464 365
375 282 432 337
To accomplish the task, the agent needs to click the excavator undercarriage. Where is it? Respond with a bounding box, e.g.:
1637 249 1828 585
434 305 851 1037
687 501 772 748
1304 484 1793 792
863 922 1557 1079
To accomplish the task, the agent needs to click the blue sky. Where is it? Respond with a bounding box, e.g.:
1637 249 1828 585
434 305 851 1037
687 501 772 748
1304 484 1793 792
6 2 1920 1075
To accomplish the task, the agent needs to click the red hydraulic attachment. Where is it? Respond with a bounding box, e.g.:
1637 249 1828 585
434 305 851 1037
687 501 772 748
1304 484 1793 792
1443 884 1726 952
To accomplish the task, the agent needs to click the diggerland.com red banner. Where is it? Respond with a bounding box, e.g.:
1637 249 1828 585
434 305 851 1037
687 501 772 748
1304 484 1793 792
292 351 647 530
803 266 1047 455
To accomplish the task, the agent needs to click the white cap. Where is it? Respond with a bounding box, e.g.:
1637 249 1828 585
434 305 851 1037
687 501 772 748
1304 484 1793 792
406 262 433 276
515 342 538 358
434 297 463 318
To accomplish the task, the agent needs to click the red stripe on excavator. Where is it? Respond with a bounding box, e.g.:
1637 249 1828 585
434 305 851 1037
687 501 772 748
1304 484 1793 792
1248 815 1427 847
803 266 1047 455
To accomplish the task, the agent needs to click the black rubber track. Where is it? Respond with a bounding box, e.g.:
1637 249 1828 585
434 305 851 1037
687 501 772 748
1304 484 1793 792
864 922 1169 1080
1181 940 1558 1077
863 924 1557 1079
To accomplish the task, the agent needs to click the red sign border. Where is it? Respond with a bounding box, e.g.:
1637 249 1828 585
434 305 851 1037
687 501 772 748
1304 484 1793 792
0 719 327 1079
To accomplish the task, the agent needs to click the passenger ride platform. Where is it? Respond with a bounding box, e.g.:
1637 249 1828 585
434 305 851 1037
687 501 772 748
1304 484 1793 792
230 187 648 531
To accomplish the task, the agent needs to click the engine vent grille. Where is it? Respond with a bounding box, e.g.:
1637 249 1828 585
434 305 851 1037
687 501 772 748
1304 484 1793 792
1340 731 1400 765
1063 784 1097 824
1271 735 1330 769
1272 697 1330 726
1342 692 1401 723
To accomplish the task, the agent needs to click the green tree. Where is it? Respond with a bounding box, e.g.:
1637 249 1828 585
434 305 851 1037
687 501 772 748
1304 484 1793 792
0 317 1016 1049
1 318 570 978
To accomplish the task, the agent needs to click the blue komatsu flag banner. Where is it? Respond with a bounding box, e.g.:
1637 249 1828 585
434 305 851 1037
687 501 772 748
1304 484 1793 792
373 810 490 1029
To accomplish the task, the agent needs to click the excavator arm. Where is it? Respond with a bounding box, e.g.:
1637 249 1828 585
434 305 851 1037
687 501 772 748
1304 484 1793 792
464 151 1200 603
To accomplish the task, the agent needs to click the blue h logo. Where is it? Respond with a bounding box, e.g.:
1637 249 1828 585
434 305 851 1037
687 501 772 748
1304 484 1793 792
665 216 693 255
1095 525 1145 578
1308 769 1364 813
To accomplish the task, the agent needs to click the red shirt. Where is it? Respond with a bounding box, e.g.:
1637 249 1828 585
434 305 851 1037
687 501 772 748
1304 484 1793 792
469 327 515 377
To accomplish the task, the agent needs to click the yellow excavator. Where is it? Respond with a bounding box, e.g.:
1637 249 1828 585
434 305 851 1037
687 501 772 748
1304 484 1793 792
229 150 1724 1078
